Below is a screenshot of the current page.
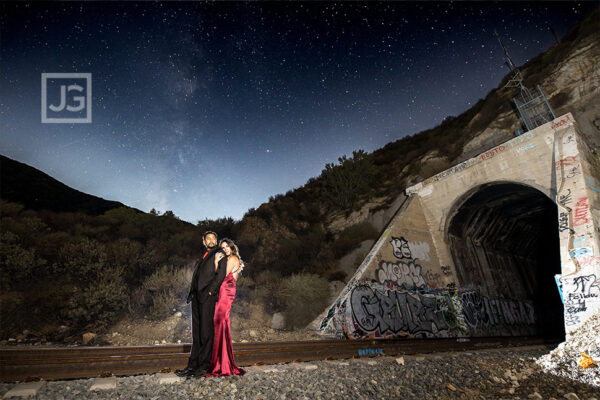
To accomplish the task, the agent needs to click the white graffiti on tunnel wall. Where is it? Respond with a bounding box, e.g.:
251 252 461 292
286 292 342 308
390 236 430 261
375 260 427 289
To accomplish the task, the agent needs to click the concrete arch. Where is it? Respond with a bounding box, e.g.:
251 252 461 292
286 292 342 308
442 180 555 245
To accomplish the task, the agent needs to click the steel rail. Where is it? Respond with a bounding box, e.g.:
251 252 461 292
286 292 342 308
0 336 549 382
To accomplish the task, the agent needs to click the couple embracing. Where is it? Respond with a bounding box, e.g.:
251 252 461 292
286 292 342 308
176 231 245 378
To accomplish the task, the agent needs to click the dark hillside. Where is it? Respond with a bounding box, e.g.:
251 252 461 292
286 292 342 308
1 155 129 215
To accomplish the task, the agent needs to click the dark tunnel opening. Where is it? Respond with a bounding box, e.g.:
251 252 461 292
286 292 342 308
448 182 564 340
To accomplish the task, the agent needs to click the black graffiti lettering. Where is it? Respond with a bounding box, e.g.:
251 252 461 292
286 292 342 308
559 189 572 206
461 292 534 328
566 166 580 178
573 275 596 295
376 291 404 333
558 212 570 232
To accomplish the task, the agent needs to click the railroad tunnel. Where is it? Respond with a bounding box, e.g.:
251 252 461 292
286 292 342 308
447 182 564 340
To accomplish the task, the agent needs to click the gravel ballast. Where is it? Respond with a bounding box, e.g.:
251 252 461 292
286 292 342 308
1 346 598 399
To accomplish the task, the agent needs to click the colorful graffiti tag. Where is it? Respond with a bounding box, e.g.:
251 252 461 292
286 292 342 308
341 283 536 340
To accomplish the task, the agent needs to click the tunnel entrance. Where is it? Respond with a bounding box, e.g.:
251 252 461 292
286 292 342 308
448 182 564 340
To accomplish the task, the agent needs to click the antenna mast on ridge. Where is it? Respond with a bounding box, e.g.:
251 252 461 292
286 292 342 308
494 29 555 132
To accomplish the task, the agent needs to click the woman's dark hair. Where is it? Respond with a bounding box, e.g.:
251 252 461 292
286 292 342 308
219 238 245 272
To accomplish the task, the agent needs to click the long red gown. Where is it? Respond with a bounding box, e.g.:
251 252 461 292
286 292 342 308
206 271 245 377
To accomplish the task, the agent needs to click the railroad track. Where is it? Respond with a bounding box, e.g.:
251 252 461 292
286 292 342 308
0 336 548 382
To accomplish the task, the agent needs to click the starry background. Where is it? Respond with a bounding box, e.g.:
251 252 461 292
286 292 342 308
0 1 595 222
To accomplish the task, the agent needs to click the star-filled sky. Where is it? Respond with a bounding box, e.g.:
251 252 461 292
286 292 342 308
0 2 595 223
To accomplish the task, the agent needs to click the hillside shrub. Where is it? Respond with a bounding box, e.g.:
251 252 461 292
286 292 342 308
330 221 378 258
320 150 375 210
252 270 285 313
280 273 329 330
129 264 192 320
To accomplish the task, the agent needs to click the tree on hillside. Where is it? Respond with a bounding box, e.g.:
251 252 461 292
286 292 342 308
320 149 375 210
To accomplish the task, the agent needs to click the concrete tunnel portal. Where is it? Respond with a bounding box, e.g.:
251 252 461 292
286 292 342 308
447 182 564 340
315 114 598 340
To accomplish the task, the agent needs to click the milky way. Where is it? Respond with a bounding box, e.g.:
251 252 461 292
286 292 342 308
0 2 594 222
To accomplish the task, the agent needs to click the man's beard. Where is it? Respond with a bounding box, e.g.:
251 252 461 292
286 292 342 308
206 243 217 250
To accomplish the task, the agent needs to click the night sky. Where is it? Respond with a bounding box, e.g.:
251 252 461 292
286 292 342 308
0 2 595 222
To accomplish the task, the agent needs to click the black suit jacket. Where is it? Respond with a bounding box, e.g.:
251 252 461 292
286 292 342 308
187 248 228 303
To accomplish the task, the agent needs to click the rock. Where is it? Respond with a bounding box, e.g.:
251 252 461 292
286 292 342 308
396 357 405 365
82 332 96 345
249 330 259 338
268 328 275 334
529 393 543 400
445 383 457 391
509 388 515 394
564 394 580 400
271 313 285 330
175 312 182 318
22 329 31 336
58 325 69 334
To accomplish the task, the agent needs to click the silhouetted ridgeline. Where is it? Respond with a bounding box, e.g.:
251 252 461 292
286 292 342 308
0 155 131 215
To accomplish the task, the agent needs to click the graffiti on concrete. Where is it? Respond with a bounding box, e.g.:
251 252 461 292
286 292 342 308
358 348 384 357
573 197 589 227
460 291 535 328
345 283 535 339
570 247 593 259
585 175 600 193
566 166 581 178
480 144 506 161
350 285 449 336
515 142 534 154
441 265 452 276
563 134 575 145
425 271 443 288
375 260 427 289
560 274 600 327
431 158 477 182
555 155 578 170
559 189 573 206
558 212 570 233
551 114 572 130
577 256 600 268
572 275 598 297
390 236 430 261
572 235 587 248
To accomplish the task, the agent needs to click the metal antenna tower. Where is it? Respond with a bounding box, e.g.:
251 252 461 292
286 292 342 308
494 29 555 132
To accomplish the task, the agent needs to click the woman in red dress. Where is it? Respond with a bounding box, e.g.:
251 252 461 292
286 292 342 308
206 238 245 377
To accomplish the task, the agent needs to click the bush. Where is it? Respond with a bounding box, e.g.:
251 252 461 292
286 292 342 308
129 264 192 320
280 273 330 330
64 268 128 330
320 150 375 210
0 231 47 290
250 270 285 313
330 221 378 258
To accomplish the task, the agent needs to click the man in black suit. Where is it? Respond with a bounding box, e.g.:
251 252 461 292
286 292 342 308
176 231 228 377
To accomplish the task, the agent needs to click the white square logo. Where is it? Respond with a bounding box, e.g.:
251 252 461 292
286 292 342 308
41 73 92 123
